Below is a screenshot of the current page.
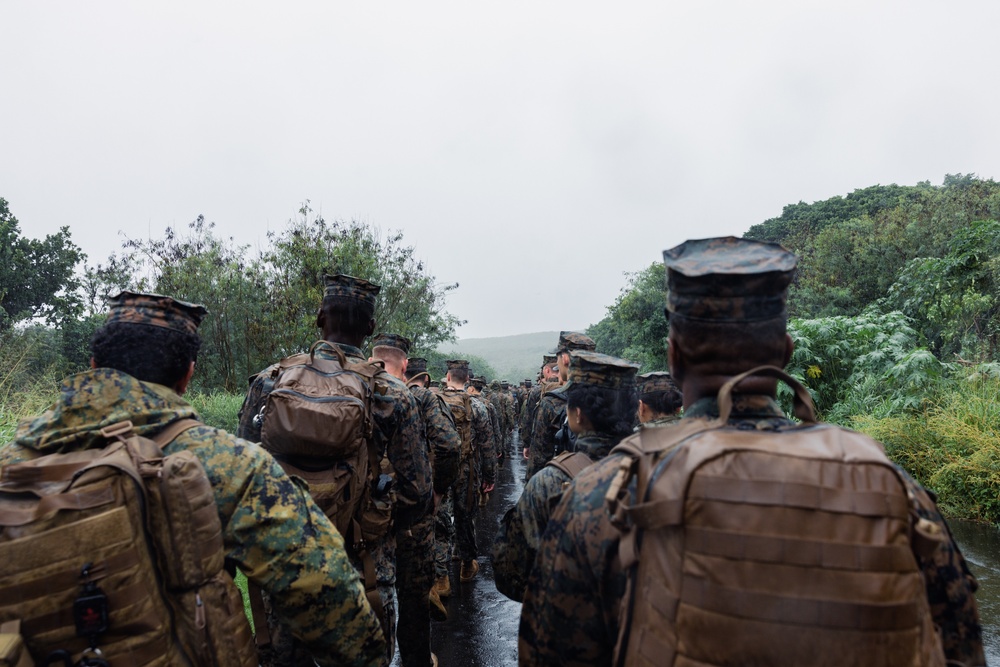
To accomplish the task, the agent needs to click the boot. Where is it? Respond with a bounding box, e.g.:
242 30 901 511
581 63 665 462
460 559 480 582
434 575 452 598
429 587 448 622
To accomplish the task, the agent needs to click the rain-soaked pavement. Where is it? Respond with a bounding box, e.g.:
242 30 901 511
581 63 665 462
401 431 526 667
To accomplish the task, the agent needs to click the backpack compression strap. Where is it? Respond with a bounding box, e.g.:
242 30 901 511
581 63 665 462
545 451 593 481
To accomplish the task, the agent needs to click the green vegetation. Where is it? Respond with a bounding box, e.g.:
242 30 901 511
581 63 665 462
1 198 84 331
587 264 668 372
6 175 1000 524
187 391 245 433
590 175 1000 524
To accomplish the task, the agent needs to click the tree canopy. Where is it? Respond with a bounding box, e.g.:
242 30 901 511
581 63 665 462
589 174 1000 393
587 262 669 372
0 198 84 330
81 205 462 391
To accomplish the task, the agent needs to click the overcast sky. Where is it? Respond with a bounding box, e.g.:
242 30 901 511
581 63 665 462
3 1 999 339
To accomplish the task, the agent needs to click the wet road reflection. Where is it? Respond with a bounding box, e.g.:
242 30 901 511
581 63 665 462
428 435 525 667
949 520 1000 665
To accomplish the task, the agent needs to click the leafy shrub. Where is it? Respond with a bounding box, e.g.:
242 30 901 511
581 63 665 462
784 311 948 422
0 331 61 444
852 369 1000 522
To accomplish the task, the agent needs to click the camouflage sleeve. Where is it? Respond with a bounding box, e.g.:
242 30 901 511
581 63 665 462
528 395 564 479
420 390 461 494
472 400 496 485
520 387 541 449
519 456 628 667
488 403 502 449
173 428 386 667
905 476 986 665
504 395 516 431
492 467 568 602
373 376 433 532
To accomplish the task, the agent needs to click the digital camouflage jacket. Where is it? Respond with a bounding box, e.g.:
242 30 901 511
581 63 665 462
493 431 618 603
469 395 497 486
526 384 567 480
0 368 386 667
408 384 461 495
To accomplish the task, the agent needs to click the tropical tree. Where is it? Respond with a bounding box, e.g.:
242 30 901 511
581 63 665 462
99 207 463 391
886 219 1000 361
0 198 84 329
587 262 669 372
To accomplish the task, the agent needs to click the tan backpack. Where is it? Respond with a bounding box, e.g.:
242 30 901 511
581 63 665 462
258 341 390 547
606 366 947 667
545 451 592 483
0 419 256 667
439 389 474 459
252 340 390 643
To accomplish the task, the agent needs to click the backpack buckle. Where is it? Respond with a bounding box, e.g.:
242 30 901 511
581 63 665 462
99 421 134 442
605 457 635 530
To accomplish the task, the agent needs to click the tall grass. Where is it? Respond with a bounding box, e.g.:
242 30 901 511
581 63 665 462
0 334 61 444
853 372 1000 523
186 391 245 432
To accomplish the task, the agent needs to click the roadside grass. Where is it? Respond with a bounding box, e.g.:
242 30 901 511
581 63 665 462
853 373 1000 523
186 390 245 432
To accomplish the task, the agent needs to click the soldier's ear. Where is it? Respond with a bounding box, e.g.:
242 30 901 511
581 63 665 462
667 336 685 384
782 333 795 368
90 357 97 369
174 362 196 396
316 308 325 330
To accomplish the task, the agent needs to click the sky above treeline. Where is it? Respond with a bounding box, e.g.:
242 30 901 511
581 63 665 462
4 1 1000 339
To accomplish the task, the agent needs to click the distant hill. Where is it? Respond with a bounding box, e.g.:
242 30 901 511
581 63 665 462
438 331 564 383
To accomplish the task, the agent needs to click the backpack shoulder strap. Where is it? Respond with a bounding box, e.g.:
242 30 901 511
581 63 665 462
150 418 202 449
406 372 430 388
545 451 592 480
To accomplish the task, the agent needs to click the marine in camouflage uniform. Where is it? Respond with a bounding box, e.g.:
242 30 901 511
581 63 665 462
636 371 682 428
493 352 638 603
478 380 503 461
484 381 504 449
239 276 433 667
520 237 984 667
440 361 497 584
526 332 597 480
403 357 461 500
373 341 459 667
519 358 556 461
0 292 386 667
499 382 516 455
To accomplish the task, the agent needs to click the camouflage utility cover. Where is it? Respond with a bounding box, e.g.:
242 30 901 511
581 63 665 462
106 290 208 334
664 236 796 322
555 331 596 354
323 273 380 306
565 351 639 390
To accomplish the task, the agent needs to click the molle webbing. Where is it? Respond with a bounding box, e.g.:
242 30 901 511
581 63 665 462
0 420 257 667
611 419 944 666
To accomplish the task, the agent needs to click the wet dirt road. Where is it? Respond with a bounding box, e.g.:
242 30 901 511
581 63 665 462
430 433 525 667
